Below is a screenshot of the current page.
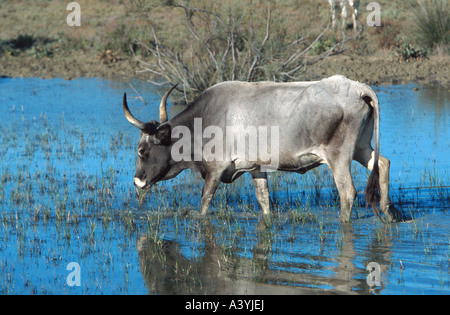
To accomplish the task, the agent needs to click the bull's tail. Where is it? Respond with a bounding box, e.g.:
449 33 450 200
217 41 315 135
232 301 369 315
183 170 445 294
363 91 381 218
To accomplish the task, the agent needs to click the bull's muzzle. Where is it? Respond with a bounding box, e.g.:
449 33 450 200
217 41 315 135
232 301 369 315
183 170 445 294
133 177 147 189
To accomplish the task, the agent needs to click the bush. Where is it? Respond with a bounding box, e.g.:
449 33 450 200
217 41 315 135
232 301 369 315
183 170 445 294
311 35 338 55
397 43 429 61
411 0 449 55
124 0 347 103
0 34 57 58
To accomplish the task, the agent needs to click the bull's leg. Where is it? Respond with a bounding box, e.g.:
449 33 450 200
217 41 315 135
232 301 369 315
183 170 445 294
200 172 221 215
251 171 271 215
329 159 357 222
329 0 338 30
340 0 348 30
354 148 402 222
349 0 359 31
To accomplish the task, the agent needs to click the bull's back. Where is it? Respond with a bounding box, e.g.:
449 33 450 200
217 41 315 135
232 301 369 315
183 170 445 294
200 81 317 127
202 80 345 144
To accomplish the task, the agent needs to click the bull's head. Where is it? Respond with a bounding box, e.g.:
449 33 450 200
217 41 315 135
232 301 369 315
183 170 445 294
122 84 178 189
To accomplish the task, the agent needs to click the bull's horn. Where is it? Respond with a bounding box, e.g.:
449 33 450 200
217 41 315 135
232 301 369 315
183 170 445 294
123 93 147 130
159 83 178 123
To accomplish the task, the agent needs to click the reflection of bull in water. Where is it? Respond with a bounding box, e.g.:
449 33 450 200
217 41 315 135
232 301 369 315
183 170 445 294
136 221 394 294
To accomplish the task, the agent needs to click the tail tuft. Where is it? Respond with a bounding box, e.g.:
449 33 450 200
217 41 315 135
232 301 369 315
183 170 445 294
365 162 380 216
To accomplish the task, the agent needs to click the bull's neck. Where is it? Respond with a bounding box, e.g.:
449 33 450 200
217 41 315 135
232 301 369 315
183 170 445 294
167 156 206 180
168 108 201 130
167 101 207 176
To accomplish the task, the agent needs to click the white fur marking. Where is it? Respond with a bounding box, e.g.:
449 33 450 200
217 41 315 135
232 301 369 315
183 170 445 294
367 151 375 171
134 177 146 188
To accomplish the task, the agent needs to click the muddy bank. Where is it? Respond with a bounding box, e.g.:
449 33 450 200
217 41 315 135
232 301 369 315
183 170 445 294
1 51 449 87
0 51 142 81
311 54 450 87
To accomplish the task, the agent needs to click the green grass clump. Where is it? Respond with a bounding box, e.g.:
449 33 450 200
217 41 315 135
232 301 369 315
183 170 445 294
411 0 449 55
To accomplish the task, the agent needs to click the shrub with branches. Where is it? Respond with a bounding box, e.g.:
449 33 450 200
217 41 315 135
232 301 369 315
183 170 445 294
124 0 356 103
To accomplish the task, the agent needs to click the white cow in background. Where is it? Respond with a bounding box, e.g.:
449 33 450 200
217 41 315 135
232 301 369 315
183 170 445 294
329 0 360 31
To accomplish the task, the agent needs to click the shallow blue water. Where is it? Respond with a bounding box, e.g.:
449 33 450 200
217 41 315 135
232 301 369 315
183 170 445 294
0 77 449 294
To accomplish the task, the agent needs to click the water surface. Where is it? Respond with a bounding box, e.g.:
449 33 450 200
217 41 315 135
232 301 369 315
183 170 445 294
0 77 449 294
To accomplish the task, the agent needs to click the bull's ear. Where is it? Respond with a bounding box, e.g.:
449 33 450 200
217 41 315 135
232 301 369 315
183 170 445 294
154 124 171 145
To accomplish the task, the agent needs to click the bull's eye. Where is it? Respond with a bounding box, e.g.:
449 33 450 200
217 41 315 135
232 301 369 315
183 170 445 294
138 148 148 159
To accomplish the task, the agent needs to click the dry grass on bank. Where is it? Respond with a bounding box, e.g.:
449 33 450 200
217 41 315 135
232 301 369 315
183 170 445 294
0 0 448 87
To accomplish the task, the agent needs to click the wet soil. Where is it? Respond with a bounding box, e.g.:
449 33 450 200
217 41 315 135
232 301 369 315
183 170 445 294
312 53 450 87
0 51 143 81
2 51 448 87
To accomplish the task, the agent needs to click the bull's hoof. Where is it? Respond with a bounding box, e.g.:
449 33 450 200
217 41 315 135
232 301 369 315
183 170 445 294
340 214 352 223
383 203 409 223
190 211 209 220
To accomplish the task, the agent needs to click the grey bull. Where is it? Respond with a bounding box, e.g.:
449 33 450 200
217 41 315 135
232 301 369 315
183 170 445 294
123 75 402 222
